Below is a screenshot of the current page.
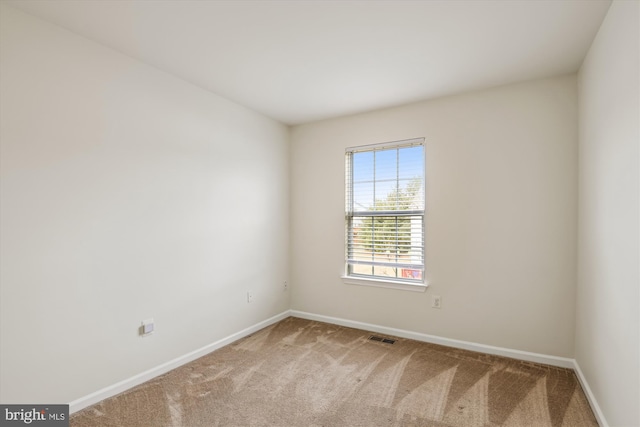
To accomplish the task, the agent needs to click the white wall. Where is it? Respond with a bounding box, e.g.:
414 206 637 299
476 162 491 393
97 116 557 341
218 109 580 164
0 4 290 404
290 75 578 357
576 1 639 426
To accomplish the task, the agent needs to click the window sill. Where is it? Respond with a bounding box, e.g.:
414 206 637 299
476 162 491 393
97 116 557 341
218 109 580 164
341 276 428 292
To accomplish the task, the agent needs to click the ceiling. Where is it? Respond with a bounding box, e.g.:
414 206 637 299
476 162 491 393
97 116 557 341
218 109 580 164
5 0 611 125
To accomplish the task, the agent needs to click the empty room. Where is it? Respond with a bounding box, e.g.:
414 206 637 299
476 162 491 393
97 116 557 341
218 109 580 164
0 1 638 426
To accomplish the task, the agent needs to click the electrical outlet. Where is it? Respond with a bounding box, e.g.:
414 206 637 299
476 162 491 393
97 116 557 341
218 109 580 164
283 281 288 292
247 291 253 303
140 318 154 337
432 295 442 309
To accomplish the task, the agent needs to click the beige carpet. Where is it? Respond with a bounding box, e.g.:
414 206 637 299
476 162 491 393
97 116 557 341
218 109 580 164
71 317 598 427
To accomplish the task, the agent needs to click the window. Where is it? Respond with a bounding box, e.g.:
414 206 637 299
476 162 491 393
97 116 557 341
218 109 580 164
344 138 425 290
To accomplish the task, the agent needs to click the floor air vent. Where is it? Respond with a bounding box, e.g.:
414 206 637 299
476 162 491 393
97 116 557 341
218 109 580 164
368 335 396 344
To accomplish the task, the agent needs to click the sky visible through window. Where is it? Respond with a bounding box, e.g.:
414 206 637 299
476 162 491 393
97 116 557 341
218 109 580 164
352 145 423 211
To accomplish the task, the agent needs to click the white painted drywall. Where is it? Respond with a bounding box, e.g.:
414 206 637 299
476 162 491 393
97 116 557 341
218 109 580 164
290 75 578 358
576 1 640 426
0 4 290 404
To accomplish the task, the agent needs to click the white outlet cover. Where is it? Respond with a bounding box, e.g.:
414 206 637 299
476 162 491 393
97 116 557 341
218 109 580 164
142 319 154 335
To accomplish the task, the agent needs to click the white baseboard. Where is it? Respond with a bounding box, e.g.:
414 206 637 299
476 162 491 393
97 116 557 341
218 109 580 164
573 360 609 427
68 310 291 414
290 310 575 369
70 309 607 427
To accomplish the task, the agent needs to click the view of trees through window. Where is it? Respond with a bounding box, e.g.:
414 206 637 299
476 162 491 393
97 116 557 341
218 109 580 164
357 178 421 254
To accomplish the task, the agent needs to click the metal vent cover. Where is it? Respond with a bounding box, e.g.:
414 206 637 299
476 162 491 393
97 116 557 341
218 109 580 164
368 335 396 344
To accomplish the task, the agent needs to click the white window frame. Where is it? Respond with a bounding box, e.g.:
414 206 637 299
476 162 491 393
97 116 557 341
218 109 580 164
342 137 427 292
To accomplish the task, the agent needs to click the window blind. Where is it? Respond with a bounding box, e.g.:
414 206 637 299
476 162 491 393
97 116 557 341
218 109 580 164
345 138 425 283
